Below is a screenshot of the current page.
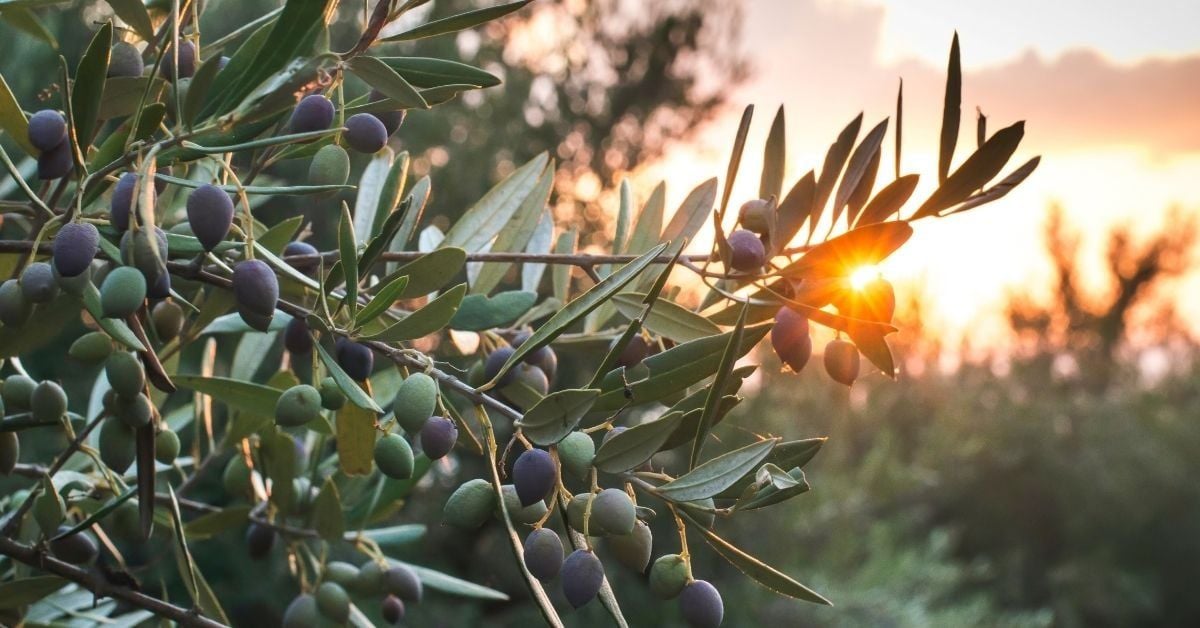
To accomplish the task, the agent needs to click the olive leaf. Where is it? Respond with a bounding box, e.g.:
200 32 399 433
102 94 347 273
313 477 346 540
593 411 684 473
449 290 537 331
657 438 778 502
0 576 69 610
315 342 384 413
347 56 429 110
364 283 467 342
939 32 962 184
516 388 601 446
337 401 377 477
611 292 720 343
356 274 409 326
381 0 532 42
689 302 749 468
760 105 786 202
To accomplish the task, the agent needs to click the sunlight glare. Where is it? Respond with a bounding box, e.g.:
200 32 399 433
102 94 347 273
849 265 882 291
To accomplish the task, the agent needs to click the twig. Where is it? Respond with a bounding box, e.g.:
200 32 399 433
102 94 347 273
1 412 106 536
0 536 225 628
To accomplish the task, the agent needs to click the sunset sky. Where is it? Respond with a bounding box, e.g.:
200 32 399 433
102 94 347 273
642 0 1200 351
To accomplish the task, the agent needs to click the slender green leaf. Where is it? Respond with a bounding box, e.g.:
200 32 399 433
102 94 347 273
734 467 811 511
551 229 576 303
366 282 467 342
939 32 961 184
611 292 720 343
689 303 748 468
382 0 532 42
339 202 360 315
0 73 35 156
449 290 536 331
949 156 1040 215
854 174 918 227
912 121 1025 219
486 243 668 389
0 576 68 609
717 438 826 498
52 487 135 540
831 117 888 226
71 22 112 146
472 163 553 294
358 524 426 551
379 57 500 89
442 153 548 251
760 105 786 201
356 275 409 326
659 438 777 502
719 105 754 219
315 342 384 412
388 559 510 601
105 0 154 43
172 375 282 418
593 411 684 473
810 113 863 236
155 173 351 195
682 510 832 605
517 389 600 446
347 56 429 109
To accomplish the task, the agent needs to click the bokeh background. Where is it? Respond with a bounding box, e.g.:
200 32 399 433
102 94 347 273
3 0 1200 626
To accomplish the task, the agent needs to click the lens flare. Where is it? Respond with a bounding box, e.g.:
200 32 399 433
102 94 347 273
849 265 881 291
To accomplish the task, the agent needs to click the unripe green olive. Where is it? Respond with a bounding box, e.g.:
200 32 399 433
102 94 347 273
443 478 496 528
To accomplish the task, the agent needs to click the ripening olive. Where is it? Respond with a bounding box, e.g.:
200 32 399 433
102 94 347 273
245 522 275 560
771 306 812 373
556 431 595 479
3 374 36 410
319 377 345 410
383 564 422 602
52 222 99 279
308 144 350 188
158 40 196 80
0 432 18 475
49 526 99 564
100 267 147 318
824 338 860 386
523 527 564 582
282 594 318 628
324 561 360 586
727 229 766 271
113 392 152 429
392 372 436 434
612 335 651 368
152 300 184 341
512 448 556 507
275 384 322 428
609 520 653 573
443 478 496 528
19 261 59 303
374 433 414 480
680 579 725 628
343 113 388 153
283 241 320 276
649 553 690 599
368 90 406 136
30 380 67 423
737 198 773 234
315 581 350 622
353 560 385 594
282 317 313 356
590 488 636 536
0 279 32 327
232 259 279 331
99 418 136 473
105 352 145 398
108 41 144 78
155 428 180 464
110 172 151 232
482 346 516 386
335 337 374 381
561 549 605 608
513 331 557 381
381 594 405 624
37 139 73 180
222 454 252 498
419 416 457 460
27 110 66 152
497 484 547 526
186 184 234 252
288 94 335 133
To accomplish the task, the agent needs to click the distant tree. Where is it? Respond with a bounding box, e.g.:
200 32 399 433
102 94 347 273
390 0 747 244
1007 205 1195 390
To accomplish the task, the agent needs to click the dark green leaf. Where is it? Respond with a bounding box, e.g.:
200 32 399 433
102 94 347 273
486 243 668 389
717 438 826 498
810 113 863 236
105 0 154 43
380 247 466 298
366 283 467 341
517 389 600 446
442 153 548 252
449 290 537 331
313 477 345 540
658 438 777 502
854 174 919 227
0 73 34 156
949 156 1040 215
315 342 384 412
382 0 531 42
939 33 961 184
380 57 501 89
71 22 112 146
831 118 888 226
681 510 831 605
173 375 282 417
760 105 786 202
734 467 811 511
689 303 748 468
611 292 719 343
339 202 360 316
593 411 684 473
913 121 1025 219
471 163 554 294
719 105 754 219
154 173 352 195
593 323 770 411
356 275 409 326
0 576 68 609
775 170 815 247
347 56 429 110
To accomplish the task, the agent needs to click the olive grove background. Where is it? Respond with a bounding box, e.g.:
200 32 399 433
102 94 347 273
2 1 1199 627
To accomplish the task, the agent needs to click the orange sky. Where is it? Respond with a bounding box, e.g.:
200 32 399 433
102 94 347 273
636 0 1200 352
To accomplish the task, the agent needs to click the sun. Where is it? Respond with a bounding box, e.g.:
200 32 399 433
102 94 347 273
849 265 882 291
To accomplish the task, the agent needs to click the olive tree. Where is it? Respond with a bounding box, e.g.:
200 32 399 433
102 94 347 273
0 4 1035 627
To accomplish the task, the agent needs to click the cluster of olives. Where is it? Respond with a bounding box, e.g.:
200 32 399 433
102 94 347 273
0 375 69 473
282 560 421 626
468 332 558 410
27 109 73 180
